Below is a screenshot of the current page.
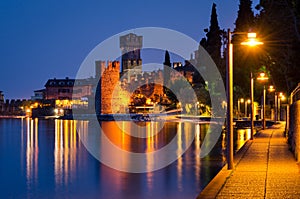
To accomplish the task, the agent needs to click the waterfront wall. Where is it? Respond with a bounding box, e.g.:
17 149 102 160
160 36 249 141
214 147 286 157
0 99 29 115
288 84 300 161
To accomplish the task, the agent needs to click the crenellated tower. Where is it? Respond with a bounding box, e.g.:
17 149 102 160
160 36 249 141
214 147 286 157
120 33 143 73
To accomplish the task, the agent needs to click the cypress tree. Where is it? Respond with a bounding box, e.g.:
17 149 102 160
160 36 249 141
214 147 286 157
206 3 222 66
235 0 255 33
163 50 171 67
199 3 224 79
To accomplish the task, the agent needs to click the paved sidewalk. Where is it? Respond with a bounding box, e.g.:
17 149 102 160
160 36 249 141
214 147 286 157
198 122 300 199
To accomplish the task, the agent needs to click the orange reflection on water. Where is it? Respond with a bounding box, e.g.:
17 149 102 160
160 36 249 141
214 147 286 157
236 128 251 151
101 121 176 153
26 118 39 184
54 120 79 185
195 124 201 185
177 122 183 191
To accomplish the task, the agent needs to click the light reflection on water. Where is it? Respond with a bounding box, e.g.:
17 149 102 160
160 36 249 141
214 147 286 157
0 118 250 199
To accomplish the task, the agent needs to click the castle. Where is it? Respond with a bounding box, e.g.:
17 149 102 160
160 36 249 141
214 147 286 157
1 33 200 117
95 33 198 115
95 60 164 114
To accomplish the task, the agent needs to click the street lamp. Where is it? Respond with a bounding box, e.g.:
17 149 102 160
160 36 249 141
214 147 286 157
238 98 244 119
226 29 263 170
257 72 268 129
250 73 254 140
278 92 285 121
268 85 276 121
245 99 251 118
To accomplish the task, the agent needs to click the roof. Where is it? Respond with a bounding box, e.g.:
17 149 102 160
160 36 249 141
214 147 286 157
44 77 75 87
74 78 96 86
34 89 46 92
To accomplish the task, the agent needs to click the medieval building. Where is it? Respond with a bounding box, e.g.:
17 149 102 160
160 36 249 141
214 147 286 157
120 33 143 83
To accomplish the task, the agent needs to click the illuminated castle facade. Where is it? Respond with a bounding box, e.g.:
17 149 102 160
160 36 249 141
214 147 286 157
95 33 198 115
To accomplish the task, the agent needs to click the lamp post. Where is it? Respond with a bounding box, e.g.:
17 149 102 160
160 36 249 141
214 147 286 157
257 72 268 129
226 29 263 170
275 92 278 122
268 85 276 121
263 85 266 129
250 73 254 140
245 99 250 118
278 92 285 121
226 29 234 170
238 98 244 119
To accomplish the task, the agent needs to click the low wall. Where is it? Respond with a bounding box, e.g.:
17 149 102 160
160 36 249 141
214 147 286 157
288 100 300 161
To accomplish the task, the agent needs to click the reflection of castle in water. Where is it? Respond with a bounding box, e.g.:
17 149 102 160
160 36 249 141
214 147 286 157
54 120 81 185
25 118 39 184
23 119 84 186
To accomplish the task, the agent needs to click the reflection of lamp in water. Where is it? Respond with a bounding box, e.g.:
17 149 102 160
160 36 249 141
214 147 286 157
26 118 38 183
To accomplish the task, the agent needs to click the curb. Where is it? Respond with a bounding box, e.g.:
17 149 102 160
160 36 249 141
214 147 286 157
197 140 253 199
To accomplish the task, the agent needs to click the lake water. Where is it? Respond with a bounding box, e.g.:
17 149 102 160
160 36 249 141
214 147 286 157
0 118 250 199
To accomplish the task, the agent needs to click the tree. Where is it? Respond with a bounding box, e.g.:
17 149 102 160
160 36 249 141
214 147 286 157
163 50 171 90
163 50 171 67
235 0 255 33
206 3 222 67
200 3 225 80
256 0 300 93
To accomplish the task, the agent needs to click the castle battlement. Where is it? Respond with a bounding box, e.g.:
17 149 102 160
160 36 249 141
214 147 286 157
107 61 120 71
95 60 121 79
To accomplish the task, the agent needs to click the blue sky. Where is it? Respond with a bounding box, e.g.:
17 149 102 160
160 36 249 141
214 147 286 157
0 0 260 99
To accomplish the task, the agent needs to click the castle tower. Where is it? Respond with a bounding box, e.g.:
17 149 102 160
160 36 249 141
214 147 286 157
95 60 106 80
120 33 143 73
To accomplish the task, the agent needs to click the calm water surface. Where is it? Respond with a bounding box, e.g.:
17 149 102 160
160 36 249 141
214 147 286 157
0 118 250 199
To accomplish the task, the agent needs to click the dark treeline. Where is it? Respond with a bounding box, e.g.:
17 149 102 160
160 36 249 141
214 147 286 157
200 0 300 100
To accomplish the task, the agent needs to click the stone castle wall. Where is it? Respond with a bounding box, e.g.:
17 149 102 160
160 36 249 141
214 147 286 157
97 61 166 114
100 61 121 114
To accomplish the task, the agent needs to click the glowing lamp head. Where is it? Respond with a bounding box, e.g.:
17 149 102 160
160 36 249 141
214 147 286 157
269 85 275 92
257 72 269 81
241 32 263 46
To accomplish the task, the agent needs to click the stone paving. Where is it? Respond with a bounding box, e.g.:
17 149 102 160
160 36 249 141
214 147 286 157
199 122 300 199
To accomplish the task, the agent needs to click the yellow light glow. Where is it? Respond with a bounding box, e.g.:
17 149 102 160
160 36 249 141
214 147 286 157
240 98 244 103
269 85 275 92
146 98 152 105
247 99 251 104
241 32 263 46
257 72 269 81
241 39 263 46
247 32 257 38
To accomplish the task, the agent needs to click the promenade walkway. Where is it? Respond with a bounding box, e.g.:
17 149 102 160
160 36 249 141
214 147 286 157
198 122 300 198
